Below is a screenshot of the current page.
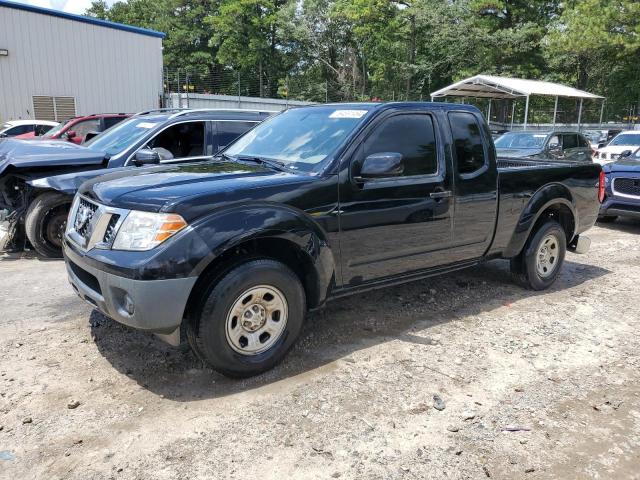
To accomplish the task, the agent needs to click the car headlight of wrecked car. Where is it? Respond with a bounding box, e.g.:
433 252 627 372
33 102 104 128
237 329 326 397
112 211 187 251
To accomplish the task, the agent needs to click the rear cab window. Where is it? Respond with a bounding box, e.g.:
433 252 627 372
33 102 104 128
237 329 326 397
448 111 487 176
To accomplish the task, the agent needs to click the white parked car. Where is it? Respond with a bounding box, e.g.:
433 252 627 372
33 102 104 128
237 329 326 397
593 130 640 164
0 120 59 138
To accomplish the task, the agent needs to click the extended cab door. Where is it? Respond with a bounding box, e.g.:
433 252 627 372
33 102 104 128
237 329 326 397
446 111 498 261
338 110 454 285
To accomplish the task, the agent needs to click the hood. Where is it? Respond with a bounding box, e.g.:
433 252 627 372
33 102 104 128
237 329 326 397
0 138 106 176
495 147 543 158
603 158 640 174
80 160 310 213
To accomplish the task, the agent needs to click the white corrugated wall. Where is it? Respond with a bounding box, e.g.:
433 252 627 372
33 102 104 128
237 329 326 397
0 5 163 122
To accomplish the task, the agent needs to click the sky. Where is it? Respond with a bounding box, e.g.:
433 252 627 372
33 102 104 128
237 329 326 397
11 0 115 15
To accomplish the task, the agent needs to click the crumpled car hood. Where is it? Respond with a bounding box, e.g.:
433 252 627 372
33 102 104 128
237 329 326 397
0 138 106 176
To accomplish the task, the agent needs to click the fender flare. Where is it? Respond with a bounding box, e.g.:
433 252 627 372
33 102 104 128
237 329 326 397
185 202 336 309
503 183 577 258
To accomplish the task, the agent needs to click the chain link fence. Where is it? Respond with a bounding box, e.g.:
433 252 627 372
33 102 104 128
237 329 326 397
162 67 640 129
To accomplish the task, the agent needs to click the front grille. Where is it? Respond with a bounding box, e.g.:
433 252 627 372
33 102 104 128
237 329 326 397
613 177 640 198
74 197 99 241
66 196 128 251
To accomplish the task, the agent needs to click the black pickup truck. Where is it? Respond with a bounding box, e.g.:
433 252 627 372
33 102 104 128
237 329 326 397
63 102 602 378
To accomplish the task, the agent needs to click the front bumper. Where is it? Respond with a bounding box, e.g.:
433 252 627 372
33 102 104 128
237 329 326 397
600 193 640 219
64 242 197 334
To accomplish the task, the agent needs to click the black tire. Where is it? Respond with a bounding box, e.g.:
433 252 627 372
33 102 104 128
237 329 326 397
187 259 306 378
24 192 72 258
597 215 617 223
510 220 566 291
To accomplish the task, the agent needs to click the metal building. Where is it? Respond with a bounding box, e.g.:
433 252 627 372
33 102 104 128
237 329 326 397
0 0 164 123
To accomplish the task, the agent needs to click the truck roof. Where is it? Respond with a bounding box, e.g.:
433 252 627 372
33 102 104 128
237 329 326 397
316 101 481 113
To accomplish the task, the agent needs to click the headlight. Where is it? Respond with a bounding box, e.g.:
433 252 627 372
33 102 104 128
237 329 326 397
112 211 187 251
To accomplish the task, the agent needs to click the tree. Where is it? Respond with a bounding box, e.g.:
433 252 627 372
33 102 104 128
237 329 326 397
545 0 640 119
207 0 289 97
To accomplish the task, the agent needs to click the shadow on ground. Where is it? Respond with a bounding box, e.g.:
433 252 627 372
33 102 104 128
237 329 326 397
90 258 610 401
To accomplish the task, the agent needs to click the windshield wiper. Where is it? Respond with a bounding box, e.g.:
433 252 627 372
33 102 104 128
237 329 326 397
234 155 288 172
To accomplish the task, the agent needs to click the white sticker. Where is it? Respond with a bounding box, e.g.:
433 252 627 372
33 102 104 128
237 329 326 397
533 134 546 138
329 110 368 119
136 122 158 129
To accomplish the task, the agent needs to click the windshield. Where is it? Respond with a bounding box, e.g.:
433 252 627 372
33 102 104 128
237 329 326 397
494 132 547 149
84 116 164 156
42 121 69 138
224 106 372 172
609 133 640 147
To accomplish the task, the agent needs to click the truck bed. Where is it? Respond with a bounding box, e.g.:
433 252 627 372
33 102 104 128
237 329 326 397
491 156 602 257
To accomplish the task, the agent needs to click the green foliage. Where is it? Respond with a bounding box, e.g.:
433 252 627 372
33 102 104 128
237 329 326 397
86 0 640 117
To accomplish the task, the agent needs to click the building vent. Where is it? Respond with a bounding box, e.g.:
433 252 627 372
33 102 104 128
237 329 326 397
32 96 76 121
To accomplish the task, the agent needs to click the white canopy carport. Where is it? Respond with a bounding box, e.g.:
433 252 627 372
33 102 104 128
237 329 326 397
430 75 605 129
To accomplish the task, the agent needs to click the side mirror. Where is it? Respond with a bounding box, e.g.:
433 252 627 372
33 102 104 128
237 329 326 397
620 150 632 158
133 148 161 166
597 142 606 149
356 152 404 181
65 130 77 140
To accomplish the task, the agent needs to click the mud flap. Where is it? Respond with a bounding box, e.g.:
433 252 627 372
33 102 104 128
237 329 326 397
568 235 590 254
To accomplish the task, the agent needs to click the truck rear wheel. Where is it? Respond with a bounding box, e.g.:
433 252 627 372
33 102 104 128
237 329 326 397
188 259 306 378
510 220 566 291
24 192 71 258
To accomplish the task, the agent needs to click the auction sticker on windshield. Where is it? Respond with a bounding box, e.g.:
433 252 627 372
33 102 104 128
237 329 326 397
136 122 159 129
329 110 368 119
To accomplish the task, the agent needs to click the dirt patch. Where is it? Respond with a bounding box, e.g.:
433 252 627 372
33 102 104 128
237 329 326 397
1 221 639 479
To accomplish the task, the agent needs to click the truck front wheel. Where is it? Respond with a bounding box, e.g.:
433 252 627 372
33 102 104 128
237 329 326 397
188 259 306 378
25 192 71 258
510 220 566 291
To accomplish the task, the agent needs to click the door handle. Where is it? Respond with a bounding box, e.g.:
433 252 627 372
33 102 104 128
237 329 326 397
430 190 452 199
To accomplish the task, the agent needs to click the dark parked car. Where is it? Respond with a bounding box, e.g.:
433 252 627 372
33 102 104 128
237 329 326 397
598 147 640 222
14 113 131 144
495 130 593 162
63 102 602 378
0 109 271 257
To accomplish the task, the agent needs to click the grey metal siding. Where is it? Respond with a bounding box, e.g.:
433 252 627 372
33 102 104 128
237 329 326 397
0 5 163 122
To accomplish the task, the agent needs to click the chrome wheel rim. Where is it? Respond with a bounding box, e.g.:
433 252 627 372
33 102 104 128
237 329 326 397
225 285 288 355
536 234 560 278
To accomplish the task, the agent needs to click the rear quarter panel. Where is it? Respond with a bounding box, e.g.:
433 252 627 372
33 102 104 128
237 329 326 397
490 162 601 258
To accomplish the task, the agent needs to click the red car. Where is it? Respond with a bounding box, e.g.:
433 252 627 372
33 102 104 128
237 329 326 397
15 113 130 144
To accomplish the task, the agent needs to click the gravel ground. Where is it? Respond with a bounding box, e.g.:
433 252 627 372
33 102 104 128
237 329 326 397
1 221 639 480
